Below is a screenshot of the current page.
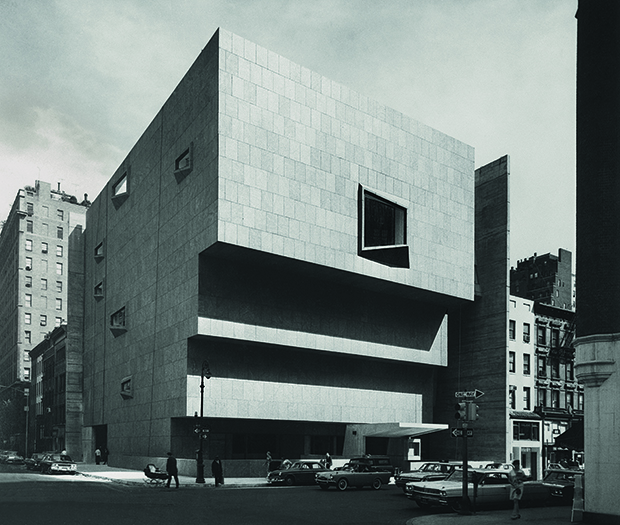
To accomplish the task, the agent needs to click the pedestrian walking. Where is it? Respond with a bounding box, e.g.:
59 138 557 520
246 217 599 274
166 452 179 488
95 447 102 465
508 459 525 519
102 447 109 465
265 451 272 475
211 456 224 487
325 452 332 469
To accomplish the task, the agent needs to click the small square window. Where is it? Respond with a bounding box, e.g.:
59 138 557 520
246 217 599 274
42 242 48 254
56 245 63 257
57 226 63 239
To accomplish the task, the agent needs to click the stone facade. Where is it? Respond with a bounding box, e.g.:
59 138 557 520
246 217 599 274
82 29 475 475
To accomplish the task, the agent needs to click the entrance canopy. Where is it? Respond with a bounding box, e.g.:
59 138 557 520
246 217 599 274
360 422 448 438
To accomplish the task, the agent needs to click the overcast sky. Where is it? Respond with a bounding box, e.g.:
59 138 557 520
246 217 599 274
0 0 577 265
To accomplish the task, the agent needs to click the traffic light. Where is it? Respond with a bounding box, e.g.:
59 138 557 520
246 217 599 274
467 403 479 421
455 402 467 420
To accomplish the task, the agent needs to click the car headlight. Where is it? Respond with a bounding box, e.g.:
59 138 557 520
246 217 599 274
440 490 447 496
70 464 76 470
52 463 59 469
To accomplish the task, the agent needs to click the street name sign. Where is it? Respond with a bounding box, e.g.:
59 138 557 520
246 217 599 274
451 428 474 438
454 389 484 399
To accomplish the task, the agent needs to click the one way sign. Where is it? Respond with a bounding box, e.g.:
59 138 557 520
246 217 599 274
451 427 474 438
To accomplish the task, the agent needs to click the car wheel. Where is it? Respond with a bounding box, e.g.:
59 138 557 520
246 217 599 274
319 484 329 490
337 478 348 491
284 476 295 486
448 498 462 513
371 478 382 490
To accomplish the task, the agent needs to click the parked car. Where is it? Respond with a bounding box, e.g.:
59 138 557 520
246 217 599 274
405 468 550 511
395 462 462 492
315 463 392 491
3 452 25 465
339 455 395 475
24 452 54 471
543 468 580 503
39 453 77 475
0 450 19 463
267 460 329 486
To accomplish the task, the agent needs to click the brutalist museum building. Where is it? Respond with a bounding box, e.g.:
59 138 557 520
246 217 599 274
82 29 475 475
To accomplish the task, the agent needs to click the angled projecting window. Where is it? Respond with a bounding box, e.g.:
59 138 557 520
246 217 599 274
174 143 193 183
120 376 133 399
358 186 409 268
111 170 129 208
94 241 104 261
94 282 104 300
110 307 127 336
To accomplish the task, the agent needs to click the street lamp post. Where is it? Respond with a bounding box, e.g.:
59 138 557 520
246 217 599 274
195 360 211 484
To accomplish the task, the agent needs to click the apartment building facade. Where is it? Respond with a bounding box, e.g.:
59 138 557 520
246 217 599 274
81 28 476 476
0 181 88 388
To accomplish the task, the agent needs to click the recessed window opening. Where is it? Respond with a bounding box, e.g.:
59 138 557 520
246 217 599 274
363 191 406 248
176 148 191 171
111 307 126 328
113 173 128 196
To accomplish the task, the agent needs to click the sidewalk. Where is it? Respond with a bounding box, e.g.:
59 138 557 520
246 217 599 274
77 463 268 488
406 505 575 525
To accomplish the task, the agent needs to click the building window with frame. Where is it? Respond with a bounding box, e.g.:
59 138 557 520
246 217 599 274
56 245 63 257
509 351 516 373
55 317 63 327
551 328 560 348
57 209 64 220
537 325 547 345
523 323 530 343
94 242 104 259
25 313 31 325
40 314 47 327
57 226 63 239
25 257 32 270
538 388 547 408
523 354 531 375
566 361 574 381
113 172 128 196
513 421 540 441
55 298 62 311
566 391 574 411
551 358 560 379
537 356 547 378
25 293 32 307
94 282 104 298
174 144 193 182
509 320 516 340
41 242 48 253
56 262 63 275
523 387 531 411
551 389 560 408
577 393 584 411
509 386 516 409
25 331 31 344
24 368 30 381
27 220 33 232
120 376 133 399
27 202 33 215
41 278 47 290
25 276 32 288
358 187 409 268
25 239 33 251
56 281 62 293
110 307 127 336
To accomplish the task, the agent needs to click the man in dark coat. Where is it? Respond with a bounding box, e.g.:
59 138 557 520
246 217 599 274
166 452 179 488
211 456 224 487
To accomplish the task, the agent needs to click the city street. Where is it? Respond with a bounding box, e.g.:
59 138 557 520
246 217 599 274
0 464 442 525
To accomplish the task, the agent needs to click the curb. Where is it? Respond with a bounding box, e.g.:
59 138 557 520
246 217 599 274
77 471 269 489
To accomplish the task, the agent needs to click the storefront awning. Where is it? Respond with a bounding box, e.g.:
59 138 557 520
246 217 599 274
360 422 448 438
554 420 584 451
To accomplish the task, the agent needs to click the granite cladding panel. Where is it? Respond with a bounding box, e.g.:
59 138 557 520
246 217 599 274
217 29 474 301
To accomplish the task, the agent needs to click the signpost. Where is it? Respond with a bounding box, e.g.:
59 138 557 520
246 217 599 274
453 389 483 515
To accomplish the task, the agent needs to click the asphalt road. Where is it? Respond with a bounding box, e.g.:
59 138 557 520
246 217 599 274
0 464 447 525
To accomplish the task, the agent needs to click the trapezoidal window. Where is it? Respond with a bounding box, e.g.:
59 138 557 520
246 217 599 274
358 186 409 268
111 170 129 209
174 143 193 183
109 306 127 337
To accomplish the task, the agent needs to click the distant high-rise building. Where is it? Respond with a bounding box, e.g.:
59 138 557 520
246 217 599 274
0 181 89 388
510 249 573 310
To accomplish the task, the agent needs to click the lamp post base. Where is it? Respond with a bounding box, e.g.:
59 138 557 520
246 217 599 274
196 463 205 484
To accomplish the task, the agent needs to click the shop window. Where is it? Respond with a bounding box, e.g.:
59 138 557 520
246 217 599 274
513 421 540 441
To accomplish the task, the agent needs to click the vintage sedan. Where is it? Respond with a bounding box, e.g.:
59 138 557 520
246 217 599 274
315 463 392 491
543 468 580 503
39 453 77 475
3 452 25 465
395 462 462 492
25 452 53 471
406 468 550 511
267 460 329 486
